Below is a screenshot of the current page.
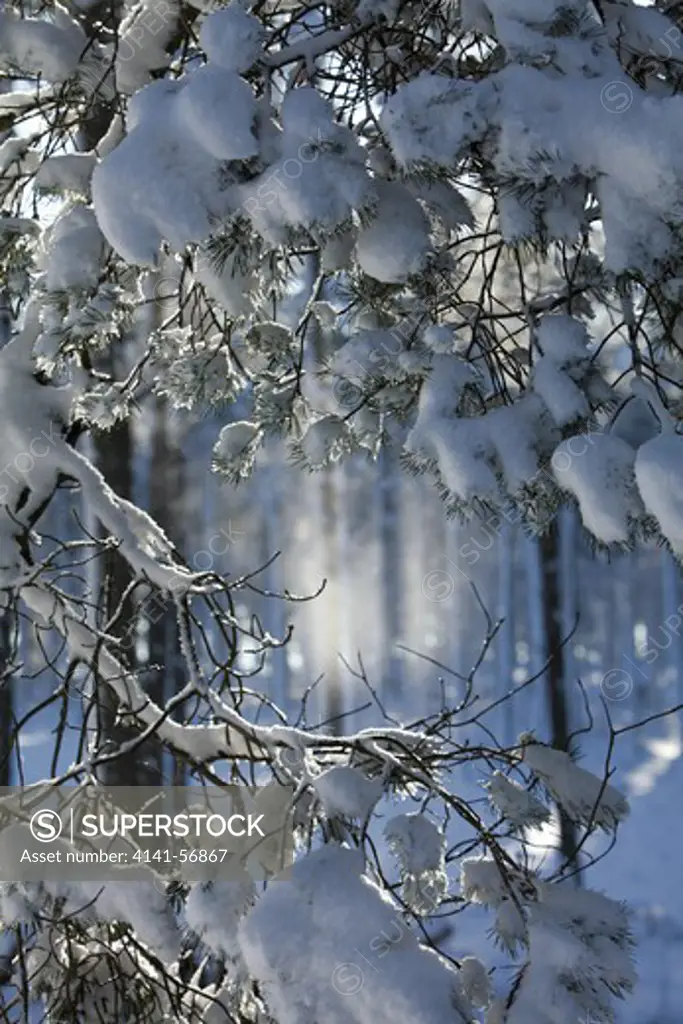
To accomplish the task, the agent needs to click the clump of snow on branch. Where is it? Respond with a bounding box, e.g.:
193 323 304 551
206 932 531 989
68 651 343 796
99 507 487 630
238 844 472 1024
212 420 264 483
0 5 87 83
198 2 264 73
507 883 636 1024
460 855 510 907
522 741 630 830
552 433 643 546
485 771 551 829
312 764 383 821
381 5 683 277
115 0 179 94
355 181 432 283
184 874 255 961
384 812 448 913
635 432 683 558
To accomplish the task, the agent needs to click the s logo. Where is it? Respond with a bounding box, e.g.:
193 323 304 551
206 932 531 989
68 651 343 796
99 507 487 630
29 809 63 843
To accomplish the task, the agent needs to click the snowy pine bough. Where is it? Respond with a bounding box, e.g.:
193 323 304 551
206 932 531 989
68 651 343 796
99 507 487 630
0 0 670 1017
5 0 683 550
0 720 638 1024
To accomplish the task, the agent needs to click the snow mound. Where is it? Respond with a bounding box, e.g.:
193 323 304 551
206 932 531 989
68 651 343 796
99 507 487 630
384 812 444 875
0 7 86 82
92 61 256 263
35 153 97 196
38 204 105 293
635 433 683 557
239 88 372 243
552 432 643 545
355 181 431 283
486 771 551 828
536 314 591 366
300 417 348 468
523 742 629 830
384 812 448 912
212 420 263 481
312 765 383 820
184 875 255 959
405 353 504 503
0 320 71 519
239 844 470 1024
115 0 179 93
483 395 549 493
533 358 590 426
175 64 259 162
199 3 264 73
381 73 493 169
460 856 508 906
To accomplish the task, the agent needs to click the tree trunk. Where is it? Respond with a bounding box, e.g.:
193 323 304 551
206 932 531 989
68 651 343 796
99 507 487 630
540 521 580 879
95 407 139 785
144 398 185 786
498 524 515 746
0 276 12 787
379 448 404 706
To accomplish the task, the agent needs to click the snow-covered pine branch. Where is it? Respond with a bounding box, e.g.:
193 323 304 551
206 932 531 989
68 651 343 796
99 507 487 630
3 0 683 554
